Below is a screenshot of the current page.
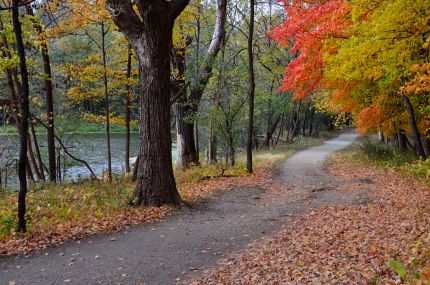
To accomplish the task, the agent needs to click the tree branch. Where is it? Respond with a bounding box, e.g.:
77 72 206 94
169 0 190 21
105 0 142 39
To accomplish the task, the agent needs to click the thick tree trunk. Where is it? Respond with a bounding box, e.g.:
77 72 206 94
26 6 56 182
124 44 132 173
403 95 426 158
107 0 189 206
129 10 180 206
246 0 255 173
13 0 30 232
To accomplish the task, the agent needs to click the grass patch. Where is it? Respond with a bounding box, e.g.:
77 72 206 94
331 135 430 182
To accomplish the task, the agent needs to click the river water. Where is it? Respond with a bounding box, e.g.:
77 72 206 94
0 133 178 189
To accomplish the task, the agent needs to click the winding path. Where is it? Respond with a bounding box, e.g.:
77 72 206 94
0 131 359 285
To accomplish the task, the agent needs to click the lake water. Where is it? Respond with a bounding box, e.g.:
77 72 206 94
0 133 178 188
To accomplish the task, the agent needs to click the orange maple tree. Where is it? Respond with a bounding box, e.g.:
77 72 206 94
270 0 351 100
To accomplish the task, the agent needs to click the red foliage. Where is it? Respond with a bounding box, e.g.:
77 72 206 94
271 0 351 100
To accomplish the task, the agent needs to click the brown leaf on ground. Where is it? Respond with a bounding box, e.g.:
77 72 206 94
183 159 430 284
0 206 171 256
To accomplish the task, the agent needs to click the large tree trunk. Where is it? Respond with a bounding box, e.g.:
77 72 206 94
132 28 179 205
107 0 187 206
246 0 255 173
26 6 56 182
403 95 427 158
12 0 30 232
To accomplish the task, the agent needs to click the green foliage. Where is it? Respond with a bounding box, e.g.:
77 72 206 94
389 260 408 280
0 211 15 237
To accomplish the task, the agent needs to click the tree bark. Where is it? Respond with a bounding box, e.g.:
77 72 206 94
246 0 255 173
403 95 426 158
101 23 112 181
422 136 430 157
12 0 30 232
107 0 188 206
124 44 132 173
265 115 281 148
26 6 56 182
171 37 198 170
174 103 198 169
174 0 227 169
398 130 407 152
27 133 43 181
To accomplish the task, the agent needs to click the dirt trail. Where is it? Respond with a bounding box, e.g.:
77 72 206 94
0 131 360 285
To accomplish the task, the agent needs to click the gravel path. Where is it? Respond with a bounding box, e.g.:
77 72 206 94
0 131 360 285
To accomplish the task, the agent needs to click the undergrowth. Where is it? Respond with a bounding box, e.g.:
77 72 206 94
334 135 430 182
0 133 332 241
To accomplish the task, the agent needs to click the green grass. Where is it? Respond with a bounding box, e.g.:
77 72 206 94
334 135 430 181
0 178 136 238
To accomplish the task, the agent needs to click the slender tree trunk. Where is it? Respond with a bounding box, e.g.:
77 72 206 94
171 39 198 170
274 114 284 146
101 23 112 180
378 130 385 144
174 103 198 169
302 102 310 136
308 109 314 136
209 125 217 164
27 133 43 181
30 122 45 179
132 155 139 182
265 115 281 148
194 122 199 163
124 44 132 173
26 6 56 182
174 0 227 169
403 95 426 158
422 136 430 157
398 130 407 152
246 0 255 173
12 0 30 232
